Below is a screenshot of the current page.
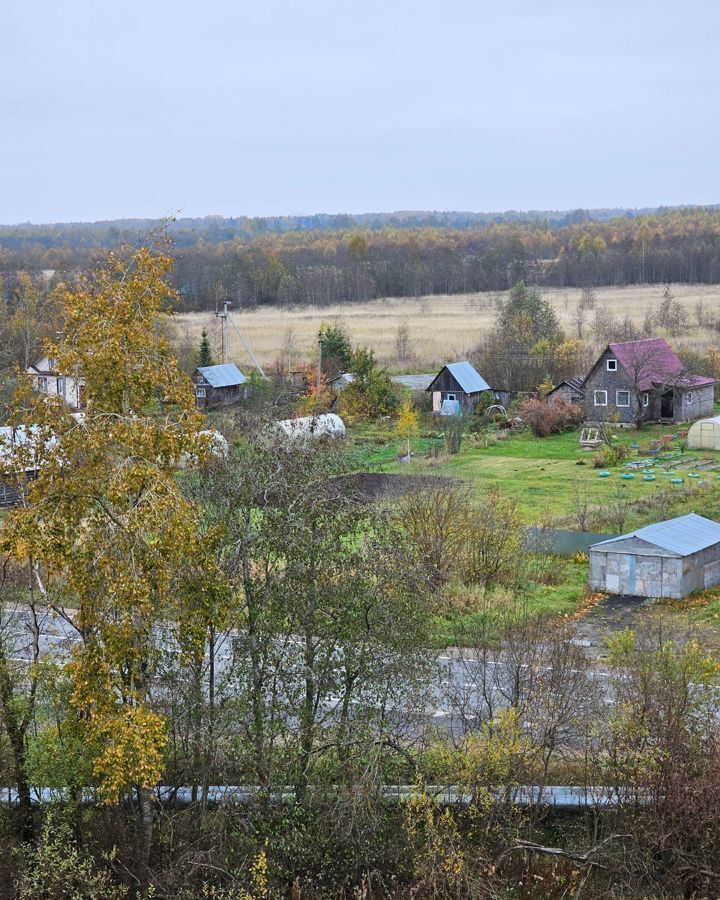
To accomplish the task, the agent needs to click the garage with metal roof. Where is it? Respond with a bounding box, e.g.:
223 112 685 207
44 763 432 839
589 513 720 599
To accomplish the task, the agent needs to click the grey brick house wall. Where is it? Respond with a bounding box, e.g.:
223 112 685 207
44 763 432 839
673 384 714 421
583 346 713 424
583 347 648 424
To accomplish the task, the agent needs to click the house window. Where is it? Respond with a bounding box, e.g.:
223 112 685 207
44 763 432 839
445 393 456 402
37 376 48 393
57 377 65 397
606 358 617 372
196 387 206 399
616 390 630 407
687 392 693 403
643 392 649 407
594 390 607 406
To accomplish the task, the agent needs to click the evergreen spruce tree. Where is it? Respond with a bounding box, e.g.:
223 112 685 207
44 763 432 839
195 328 214 368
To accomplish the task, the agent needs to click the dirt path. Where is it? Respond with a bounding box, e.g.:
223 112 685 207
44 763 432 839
571 595 655 660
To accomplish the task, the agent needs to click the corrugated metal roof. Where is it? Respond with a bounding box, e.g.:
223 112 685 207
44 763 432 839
197 363 246 388
0 425 58 473
601 338 715 392
592 513 720 556
441 361 490 394
548 377 585 396
391 374 435 390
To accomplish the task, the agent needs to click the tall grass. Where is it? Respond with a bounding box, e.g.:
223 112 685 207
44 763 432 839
170 283 720 372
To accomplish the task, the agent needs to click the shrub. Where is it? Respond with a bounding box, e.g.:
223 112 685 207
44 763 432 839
594 443 631 467
16 816 127 900
519 398 585 437
340 347 399 422
442 418 464 455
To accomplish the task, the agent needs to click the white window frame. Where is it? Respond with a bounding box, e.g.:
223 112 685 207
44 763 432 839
642 392 649 407
606 358 618 372
196 387 206 399
594 390 608 406
616 390 630 407
37 376 48 393
445 392 456 402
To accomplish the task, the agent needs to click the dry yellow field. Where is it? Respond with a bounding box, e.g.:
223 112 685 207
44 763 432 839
170 284 720 373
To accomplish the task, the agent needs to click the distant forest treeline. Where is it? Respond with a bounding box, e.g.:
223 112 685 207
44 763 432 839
3 206 720 309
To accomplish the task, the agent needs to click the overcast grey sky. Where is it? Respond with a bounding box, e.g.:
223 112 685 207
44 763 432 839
2 0 719 223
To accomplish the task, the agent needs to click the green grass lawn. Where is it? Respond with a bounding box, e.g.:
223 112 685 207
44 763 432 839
428 558 589 648
348 416 720 646
349 418 720 526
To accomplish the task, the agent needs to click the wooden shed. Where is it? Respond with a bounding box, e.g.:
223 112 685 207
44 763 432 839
547 377 585 406
426 361 490 415
194 363 246 408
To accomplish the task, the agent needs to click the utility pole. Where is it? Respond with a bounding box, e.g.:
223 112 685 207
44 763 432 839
215 300 230 363
316 329 324 393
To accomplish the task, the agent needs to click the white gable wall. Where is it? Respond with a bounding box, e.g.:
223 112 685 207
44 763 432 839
28 360 84 409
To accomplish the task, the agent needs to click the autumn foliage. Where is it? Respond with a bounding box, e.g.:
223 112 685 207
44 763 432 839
520 397 586 437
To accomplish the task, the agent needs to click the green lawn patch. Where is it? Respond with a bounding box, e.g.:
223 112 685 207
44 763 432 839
427 558 589 648
347 420 720 527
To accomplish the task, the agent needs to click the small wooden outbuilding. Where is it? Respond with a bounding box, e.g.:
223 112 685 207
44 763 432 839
426 361 490 415
194 363 246 408
547 378 585 406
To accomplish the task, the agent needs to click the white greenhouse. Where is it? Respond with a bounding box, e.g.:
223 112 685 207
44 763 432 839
687 416 720 451
274 413 346 439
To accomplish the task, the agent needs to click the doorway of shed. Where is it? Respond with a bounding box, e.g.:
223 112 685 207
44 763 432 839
661 390 673 418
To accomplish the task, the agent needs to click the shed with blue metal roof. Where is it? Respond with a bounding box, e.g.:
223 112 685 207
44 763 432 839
426 361 491 416
589 513 720 599
194 362 247 408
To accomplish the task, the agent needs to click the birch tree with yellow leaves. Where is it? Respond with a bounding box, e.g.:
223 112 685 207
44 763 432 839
1 243 220 867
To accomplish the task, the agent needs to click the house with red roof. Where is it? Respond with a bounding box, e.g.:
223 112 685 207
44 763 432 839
581 337 716 425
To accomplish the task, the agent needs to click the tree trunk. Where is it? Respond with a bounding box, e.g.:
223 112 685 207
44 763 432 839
296 627 316 804
136 785 154 874
0 656 34 840
244 547 269 789
201 625 216 810
337 665 357 768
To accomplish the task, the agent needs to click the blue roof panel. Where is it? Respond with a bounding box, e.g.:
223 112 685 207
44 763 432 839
445 361 490 394
592 513 720 556
197 363 246 388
